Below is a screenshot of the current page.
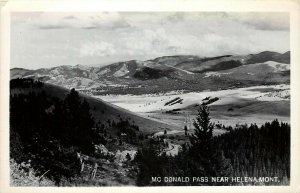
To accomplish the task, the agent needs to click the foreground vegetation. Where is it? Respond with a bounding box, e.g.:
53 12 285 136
10 159 54 186
135 106 290 186
10 78 141 186
10 78 290 186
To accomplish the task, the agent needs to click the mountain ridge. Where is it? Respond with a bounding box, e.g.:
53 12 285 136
11 51 290 94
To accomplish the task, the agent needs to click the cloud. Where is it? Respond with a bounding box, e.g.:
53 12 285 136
81 18 131 30
118 28 177 56
63 15 78 20
31 12 132 30
14 12 289 32
11 12 290 69
229 12 289 31
79 41 116 57
38 25 66 30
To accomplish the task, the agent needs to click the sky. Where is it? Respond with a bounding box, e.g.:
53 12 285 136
11 12 290 69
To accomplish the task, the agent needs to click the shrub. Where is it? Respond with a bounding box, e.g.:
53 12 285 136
10 159 54 186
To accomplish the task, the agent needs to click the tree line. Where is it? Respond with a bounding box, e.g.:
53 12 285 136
134 105 290 186
10 78 290 186
10 78 142 185
10 79 99 185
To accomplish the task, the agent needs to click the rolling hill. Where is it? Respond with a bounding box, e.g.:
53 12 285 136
10 51 290 94
10 79 178 134
246 51 290 64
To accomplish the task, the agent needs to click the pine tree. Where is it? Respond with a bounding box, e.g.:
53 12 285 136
184 126 188 136
212 150 233 178
190 104 214 146
64 88 81 115
188 104 215 177
63 89 95 152
79 99 94 131
64 88 82 135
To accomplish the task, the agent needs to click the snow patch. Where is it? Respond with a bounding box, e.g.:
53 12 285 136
256 90 290 101
73 64 89 70
164 64 194 74
95 84 290 113
49 69 60 76
142 61 155 67
98 68 111 75
264 61 290 72
204 71 232 78
113 64 130 77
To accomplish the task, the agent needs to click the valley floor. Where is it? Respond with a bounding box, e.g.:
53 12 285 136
94 84 290 128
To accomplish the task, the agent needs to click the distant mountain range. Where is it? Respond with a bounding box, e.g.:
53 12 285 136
11 51 290 94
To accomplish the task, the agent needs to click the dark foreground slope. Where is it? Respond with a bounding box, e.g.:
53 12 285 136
10 78 177 134
10 78 177 186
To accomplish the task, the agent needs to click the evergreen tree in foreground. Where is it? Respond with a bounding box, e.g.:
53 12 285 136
188 104 215 177
189 104 234 181
135 103 289 186
10 82 96 184
190 104 214 146
63 89 95 152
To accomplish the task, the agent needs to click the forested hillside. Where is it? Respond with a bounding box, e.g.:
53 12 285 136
10 78 162 186
10 78 290 186
135 106 290 186
10 79 98 185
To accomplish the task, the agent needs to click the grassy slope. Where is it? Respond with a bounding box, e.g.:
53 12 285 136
10 83 179 134
209 99 290 117
149 100 290 130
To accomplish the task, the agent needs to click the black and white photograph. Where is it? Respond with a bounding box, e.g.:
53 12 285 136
1 1 299 191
